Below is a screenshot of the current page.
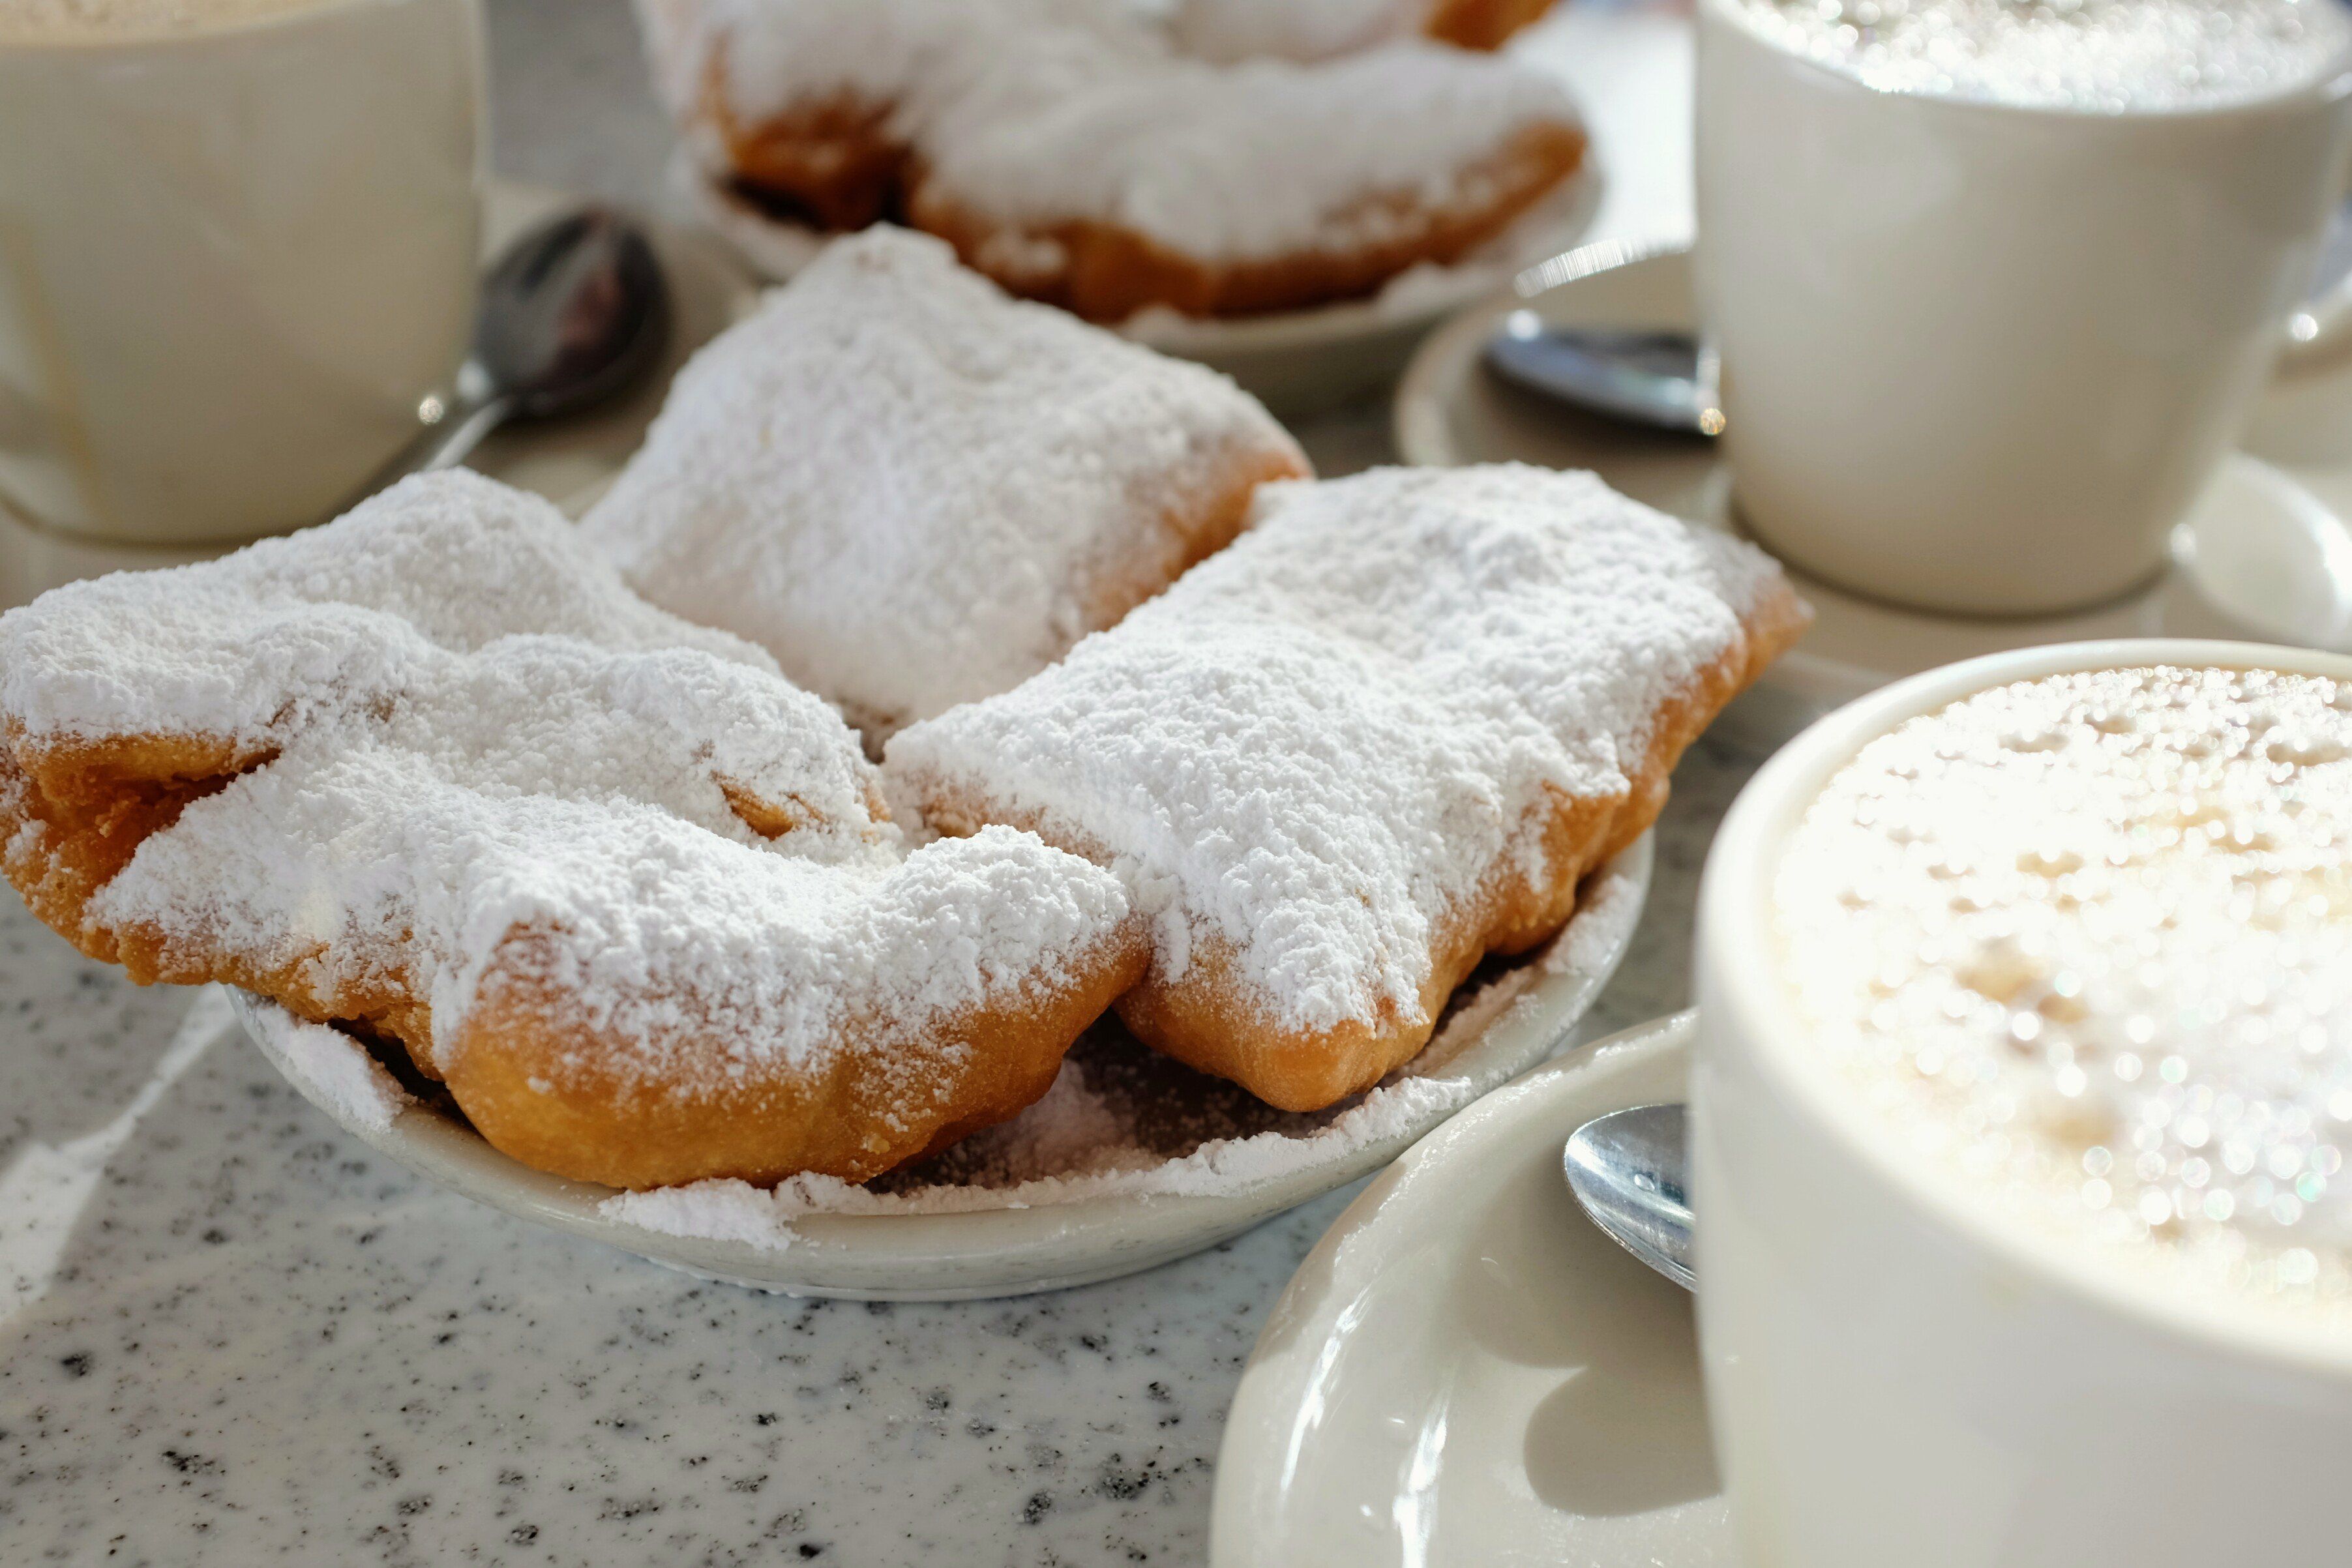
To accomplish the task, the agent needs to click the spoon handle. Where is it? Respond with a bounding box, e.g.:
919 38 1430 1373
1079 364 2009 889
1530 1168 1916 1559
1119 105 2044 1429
417 391 517 473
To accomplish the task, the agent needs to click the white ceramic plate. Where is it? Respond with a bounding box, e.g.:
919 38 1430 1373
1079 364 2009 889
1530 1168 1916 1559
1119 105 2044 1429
1395 242 2352 741
228 836 1650 1302
1211 1011 1723 1568
676 152 1601 421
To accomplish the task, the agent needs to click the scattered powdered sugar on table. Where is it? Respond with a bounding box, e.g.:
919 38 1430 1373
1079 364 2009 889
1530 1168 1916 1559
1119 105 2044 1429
889 464 1786 1040
597 858 1643 1249
581 226 1303 738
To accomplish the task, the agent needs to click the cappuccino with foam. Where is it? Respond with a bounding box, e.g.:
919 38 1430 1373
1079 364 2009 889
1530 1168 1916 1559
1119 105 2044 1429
1776 666 2352 1325
1721 0 2351 113
0 0 338 42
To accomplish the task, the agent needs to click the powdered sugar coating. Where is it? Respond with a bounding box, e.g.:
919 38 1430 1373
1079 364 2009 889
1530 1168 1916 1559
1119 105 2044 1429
889 464 1788 1037
4 472 1134 1097
923 40 1579 263
604 1075 1475 1243
669 0 1581 265
261 1004 415 1134
597 855 1643 1238
0 469 777 756
1164 0 1431 63
582 227 1305 736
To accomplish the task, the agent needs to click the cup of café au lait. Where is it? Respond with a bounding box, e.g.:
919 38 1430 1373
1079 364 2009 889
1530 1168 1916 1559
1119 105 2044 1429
1697 0 2352 617
1695 638 2352 1566
0 0 483 546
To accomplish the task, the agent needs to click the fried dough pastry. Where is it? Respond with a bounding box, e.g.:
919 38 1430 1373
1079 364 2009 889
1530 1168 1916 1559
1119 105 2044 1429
582 227 1309 741
646 0 1586 319
904 44 1586 321
1166 0 1558 63
0 471 1141 1189
889 465 1810 1112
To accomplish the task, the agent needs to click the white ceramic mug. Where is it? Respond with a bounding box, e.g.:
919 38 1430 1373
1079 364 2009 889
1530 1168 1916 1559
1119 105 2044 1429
1695 1 2352 617
0 0 485 546
1693 637 2352 1567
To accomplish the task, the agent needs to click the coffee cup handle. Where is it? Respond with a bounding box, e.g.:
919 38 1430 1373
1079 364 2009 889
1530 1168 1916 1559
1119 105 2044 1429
2278 271 2352 374
2278 192 2352 374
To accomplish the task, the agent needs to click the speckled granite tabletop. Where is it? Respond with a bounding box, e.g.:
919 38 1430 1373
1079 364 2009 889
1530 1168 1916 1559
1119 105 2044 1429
0 5 1743 1563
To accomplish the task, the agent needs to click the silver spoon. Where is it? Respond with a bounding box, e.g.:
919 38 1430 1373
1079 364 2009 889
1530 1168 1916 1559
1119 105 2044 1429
1482 311 1721 436
1563 1102 1694 1290
411 205 670 473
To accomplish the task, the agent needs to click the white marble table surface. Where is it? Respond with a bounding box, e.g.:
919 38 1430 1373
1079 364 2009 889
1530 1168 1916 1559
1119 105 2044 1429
0 4 1751 1563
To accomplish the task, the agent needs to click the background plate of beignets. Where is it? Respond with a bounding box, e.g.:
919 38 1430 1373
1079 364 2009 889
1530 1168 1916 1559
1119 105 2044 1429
646 0 1586 321
582 226 1309 739
1165 0 1558 62
0 471 1141 1191
889 464 1809 1111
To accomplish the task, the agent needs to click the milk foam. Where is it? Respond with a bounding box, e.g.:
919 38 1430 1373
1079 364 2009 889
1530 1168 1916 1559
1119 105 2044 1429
1776 667 2352 1323
1718 0 2352 112
0 0 334 43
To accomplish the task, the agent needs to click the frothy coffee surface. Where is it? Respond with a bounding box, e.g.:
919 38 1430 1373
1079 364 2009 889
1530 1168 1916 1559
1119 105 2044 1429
1776 667 2352 1322
1718 0 2351 111
1 0 333 42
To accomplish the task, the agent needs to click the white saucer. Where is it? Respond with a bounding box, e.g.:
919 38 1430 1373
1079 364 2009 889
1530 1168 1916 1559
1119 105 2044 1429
1211 1011 1720 1568
228 836 1651 1302
676 152 1601 421
1395 243 2352 736
0 179 760 610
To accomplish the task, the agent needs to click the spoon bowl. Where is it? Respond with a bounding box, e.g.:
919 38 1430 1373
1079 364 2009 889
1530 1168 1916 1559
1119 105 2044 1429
409 205 671 474
476 207 670 420
1563 1101 1695 1290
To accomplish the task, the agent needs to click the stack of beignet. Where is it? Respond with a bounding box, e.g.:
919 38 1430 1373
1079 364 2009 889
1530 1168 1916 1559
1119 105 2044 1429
0 243 1803 1191
638 0 1586 319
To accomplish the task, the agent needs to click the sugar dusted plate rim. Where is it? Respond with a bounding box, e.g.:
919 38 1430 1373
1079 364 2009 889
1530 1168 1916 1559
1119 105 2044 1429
228 833 1650 1301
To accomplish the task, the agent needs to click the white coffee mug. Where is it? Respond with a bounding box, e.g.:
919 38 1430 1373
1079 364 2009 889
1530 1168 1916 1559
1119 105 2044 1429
1695 0 2352 617
0 0 484 546
1693 637 2352 1567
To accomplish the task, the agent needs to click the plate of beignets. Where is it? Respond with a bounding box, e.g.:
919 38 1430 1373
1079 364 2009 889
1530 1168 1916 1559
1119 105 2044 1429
638 0 1597 412
0 228 1799 1295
